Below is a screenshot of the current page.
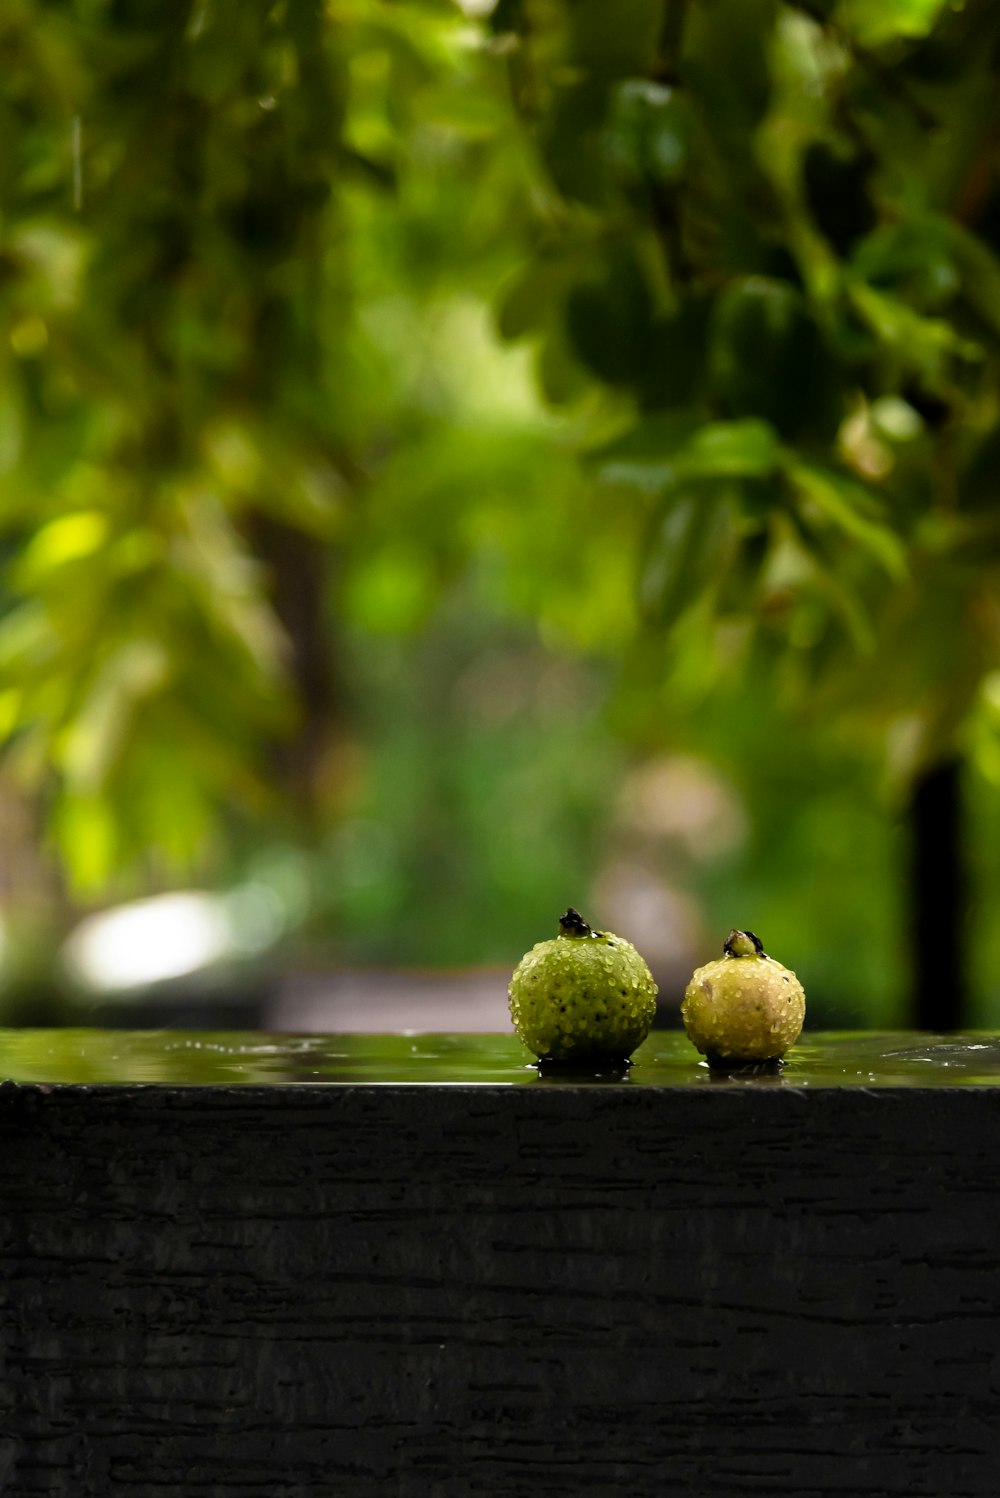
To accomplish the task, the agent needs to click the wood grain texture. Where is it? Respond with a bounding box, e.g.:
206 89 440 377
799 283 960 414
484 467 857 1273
2 1082 1000 1495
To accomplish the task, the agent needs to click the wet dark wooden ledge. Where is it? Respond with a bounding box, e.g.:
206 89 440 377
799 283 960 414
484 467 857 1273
3 1029 1000 1496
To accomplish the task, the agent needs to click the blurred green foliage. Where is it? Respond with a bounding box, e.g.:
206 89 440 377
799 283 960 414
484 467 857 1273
0 0 569 885
495 0 1000 762
490 0 1000 1019
3 0 1000 1020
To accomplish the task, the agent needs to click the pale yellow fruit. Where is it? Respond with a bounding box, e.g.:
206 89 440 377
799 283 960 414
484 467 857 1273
682 929 805 1065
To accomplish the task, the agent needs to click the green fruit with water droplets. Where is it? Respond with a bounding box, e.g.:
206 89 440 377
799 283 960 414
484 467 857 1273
682 928 805 1066
509 908 658 1062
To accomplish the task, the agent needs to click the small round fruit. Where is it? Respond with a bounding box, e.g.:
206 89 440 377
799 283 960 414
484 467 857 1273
509 908 658 1063
682 928 805 1066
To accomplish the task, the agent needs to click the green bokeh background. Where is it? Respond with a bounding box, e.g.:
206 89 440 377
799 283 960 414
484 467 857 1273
3 0 1000 1027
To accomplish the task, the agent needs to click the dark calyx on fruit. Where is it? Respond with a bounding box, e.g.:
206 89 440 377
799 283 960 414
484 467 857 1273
559 907 593 938
723 928 766 958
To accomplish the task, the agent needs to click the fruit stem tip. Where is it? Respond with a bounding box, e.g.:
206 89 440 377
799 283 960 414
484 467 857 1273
724 929 765 958
559 907 592 938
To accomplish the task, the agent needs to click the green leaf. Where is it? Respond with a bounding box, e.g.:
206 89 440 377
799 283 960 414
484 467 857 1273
540 78 614 207
678 421 784 478
602 81 691 191
569 0 665 79
710 277 840 441
638 491 733 628
496 255 578 342
594 417 783 492
590 412 701 493
789 462 907 577
59 640 171 793
834 0 950 47
16 511 109 583
565 247 656 386
847 282 983 383
944 222 1000 343
683 0 776 157
536 323 592 406
850 220 957 300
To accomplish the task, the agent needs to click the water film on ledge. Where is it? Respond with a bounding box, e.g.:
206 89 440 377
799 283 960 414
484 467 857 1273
3 1030 1000 1088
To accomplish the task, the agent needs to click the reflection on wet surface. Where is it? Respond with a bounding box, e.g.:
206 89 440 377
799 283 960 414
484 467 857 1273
2 1029 1000 1087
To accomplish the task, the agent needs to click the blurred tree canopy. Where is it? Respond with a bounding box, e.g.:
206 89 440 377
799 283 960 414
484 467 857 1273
496 0 1000 756
490 0 1000 1020
0 0 565 887
3 0 1000 1019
